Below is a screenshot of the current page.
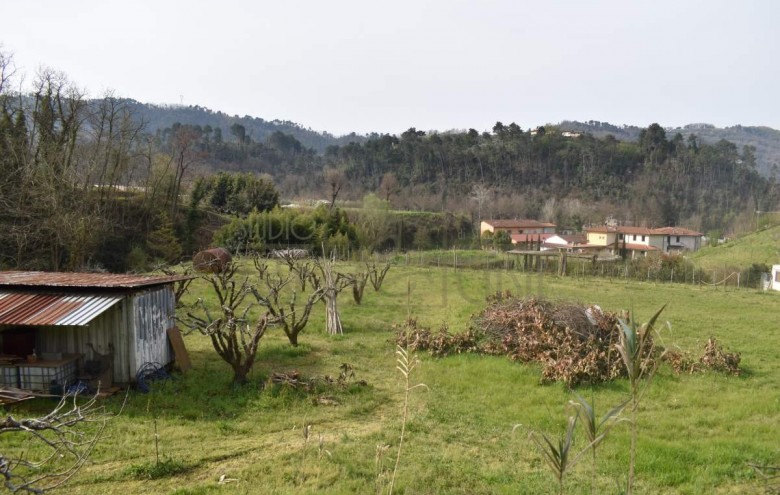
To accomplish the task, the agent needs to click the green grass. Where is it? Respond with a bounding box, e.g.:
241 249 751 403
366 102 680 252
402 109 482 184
692 225 780 270
7 261 780 494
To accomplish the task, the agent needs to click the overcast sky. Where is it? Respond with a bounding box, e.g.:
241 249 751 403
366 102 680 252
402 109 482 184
3 0 779 136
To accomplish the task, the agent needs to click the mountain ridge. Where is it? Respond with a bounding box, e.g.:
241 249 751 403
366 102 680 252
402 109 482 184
119 99 780 177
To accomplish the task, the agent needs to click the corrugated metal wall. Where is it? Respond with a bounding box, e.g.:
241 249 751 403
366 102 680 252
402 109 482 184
131 287 175 374
32 301 132 381
11 285 176 384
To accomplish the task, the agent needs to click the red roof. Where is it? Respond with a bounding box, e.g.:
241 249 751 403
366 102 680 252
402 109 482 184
586 225 703 236
651 227 703 236
0 271 192 290
585 225 654 235
485 219 556 229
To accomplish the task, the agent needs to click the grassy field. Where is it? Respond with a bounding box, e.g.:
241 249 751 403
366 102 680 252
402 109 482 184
692 225 780 271
7 261 780 494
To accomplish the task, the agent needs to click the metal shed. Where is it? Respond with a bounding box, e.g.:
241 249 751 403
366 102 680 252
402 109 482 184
0 271 191 389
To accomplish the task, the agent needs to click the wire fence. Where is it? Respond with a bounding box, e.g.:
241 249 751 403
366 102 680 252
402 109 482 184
384 249 772 290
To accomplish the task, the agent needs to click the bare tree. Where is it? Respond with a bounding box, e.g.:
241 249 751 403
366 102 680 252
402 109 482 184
347 271 369 304
275 252 316 291
251 270 324 347
159 264 194 307
378 172 400 203
323 167 346 210
366 260 392 292
169 125 203 218
0 47 16 97
179 263 270 385
470 183 492 242
1 392 116 494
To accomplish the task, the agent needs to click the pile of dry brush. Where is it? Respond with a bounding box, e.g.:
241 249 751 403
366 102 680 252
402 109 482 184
663 337 742 376
266 363 368 405
396 292 741 386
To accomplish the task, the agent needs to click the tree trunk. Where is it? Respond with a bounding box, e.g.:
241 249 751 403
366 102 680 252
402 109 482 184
324 291 343 335
232 364 249 386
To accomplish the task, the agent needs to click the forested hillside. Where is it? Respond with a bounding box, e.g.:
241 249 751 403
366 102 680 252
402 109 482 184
122 99 364 152
559 120 780 178
1 49 778 273
321 124 777 233
142 118 777 234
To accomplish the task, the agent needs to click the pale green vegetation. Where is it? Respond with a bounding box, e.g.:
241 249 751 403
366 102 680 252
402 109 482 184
692 225 780 271
6 261 780 494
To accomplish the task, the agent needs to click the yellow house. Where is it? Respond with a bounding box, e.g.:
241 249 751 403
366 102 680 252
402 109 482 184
583 225 702 258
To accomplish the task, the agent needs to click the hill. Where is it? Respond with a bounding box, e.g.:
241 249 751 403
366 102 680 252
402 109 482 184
691 224 780 270
118 99 366 152
559 120 780 177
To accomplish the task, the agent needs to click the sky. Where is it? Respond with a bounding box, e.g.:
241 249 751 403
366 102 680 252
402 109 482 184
3 0 779 136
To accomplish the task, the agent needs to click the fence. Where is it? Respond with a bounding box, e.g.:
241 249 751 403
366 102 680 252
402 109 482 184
387 249 770 290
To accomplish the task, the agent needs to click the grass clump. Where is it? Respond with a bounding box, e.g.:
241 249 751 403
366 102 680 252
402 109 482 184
125 457 192 480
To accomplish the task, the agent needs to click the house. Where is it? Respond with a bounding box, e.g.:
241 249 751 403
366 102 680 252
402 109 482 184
651 227 703 252
582 225 703 259
480 219 556 237
510 232 556 249
0 271 191 392
772 265 780 292
541 234 587 252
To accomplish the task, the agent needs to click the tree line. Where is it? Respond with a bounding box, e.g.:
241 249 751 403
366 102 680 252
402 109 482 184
2 48 777 272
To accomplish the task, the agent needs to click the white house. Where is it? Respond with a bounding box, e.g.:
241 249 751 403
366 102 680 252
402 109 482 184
541 234 587 251
772 265 780 292
652 227 703 252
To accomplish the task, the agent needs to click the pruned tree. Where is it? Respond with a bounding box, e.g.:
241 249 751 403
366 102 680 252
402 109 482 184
347 271 369 304
251 270 324 347
179 263 270 385
275 252 315 292
1 392 115 494
367 260 392 292
313 256 351 335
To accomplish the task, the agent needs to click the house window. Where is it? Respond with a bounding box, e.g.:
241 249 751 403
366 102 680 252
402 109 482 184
641 235 645 242
633 235 637 241
619 234 624 240
667 235 671 243
676 236 681 242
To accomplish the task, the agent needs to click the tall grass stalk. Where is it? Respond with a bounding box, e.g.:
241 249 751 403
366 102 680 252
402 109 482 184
528 415 589 495
388 344 427 495
570 393 628 494
615 305 666 495
145 396 161 466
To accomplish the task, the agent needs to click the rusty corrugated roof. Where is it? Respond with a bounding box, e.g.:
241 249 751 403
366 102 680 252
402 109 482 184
0 271 191 289
0 291 123 326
